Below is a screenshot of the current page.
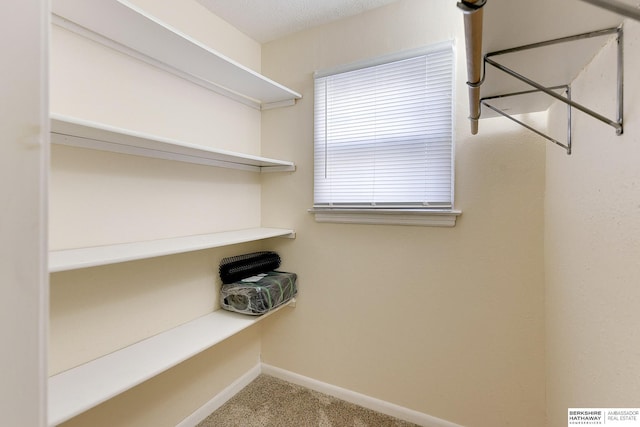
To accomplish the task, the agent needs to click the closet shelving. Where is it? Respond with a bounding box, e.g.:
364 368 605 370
48 300 295 426
49 225 296 426
52 0 302 110
49 0 300 425
51 115 296 173
50 228 296 273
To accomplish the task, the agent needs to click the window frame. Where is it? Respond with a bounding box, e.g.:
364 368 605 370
309 42 460 227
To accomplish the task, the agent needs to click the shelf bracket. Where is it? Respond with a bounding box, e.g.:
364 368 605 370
481 25 623 149
481 85 573 154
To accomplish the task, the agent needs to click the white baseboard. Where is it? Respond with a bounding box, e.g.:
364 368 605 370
179 362 464 427
177 363 261 427
261 364 465 427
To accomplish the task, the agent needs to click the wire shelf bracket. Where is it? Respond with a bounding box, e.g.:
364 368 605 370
477 25 624 154
481 85 573 154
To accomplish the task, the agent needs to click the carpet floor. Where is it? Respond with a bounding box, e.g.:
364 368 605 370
196 374 421 427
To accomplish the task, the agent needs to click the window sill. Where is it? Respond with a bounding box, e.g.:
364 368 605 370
308 208 461 227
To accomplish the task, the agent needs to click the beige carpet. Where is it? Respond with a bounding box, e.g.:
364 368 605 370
196 375 421 427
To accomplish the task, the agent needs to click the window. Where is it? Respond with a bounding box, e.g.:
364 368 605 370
311 43 459 226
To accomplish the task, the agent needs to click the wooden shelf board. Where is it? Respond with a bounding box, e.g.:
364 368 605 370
48 301 295 426
51 115 296 172
49 227 295 273
51 0 301 108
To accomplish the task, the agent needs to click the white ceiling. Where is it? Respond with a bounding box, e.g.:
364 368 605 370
196 0 634 119
197 0 401 43
196 0 632 46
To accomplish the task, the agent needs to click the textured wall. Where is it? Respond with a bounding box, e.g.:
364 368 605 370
260 1 547 426
545 18 640 427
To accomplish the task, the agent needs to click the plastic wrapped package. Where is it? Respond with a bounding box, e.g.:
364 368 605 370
220 271 297 315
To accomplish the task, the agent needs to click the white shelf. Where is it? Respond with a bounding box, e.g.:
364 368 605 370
51 0 301 109
48 300 295 426
49 227 295 273
50 114 296 172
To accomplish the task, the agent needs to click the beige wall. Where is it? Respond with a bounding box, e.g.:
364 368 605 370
50 24 262 249
43 1 640 425
1 1 48 426
260 1 546 426
49 0 619 425
50 1 268 425
60 327 261 427
128 0 261 72
545 18 640 427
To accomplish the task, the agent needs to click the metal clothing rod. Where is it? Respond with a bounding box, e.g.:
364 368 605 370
483 25 624 136
579 0 640 21
481 86 573 154
457 0 486 135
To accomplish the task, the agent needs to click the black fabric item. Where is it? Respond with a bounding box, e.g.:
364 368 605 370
219 251 281 284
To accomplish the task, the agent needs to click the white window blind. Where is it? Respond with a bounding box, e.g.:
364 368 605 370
313 44 454 209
